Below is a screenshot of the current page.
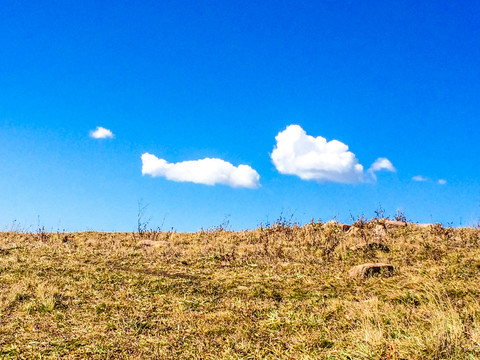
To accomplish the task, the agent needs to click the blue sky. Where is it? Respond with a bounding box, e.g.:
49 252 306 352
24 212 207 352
1 0 479 231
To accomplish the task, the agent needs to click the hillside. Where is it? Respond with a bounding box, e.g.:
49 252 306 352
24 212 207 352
1 221 480 359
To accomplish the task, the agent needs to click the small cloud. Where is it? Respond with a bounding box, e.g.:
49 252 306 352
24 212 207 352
368 157 396 181
369 157 396 172
412 175 427 182
141 153 260 188
438 179 447 185
90 126 114 139
271 125 364 183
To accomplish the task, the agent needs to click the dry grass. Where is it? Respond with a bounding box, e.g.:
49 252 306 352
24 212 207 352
1 220 480 359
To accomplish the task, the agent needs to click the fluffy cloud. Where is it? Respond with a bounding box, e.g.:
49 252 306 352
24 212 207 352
367 157 396 181
271 125 365 183
438 179 447 185
369 157 396 172
141 153 260 188
90 126 114 139
412 175 428 182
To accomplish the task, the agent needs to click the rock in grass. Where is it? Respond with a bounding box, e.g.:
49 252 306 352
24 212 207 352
374 224 387 237
413 223 433 229
384 220 407 229
348 263 394 278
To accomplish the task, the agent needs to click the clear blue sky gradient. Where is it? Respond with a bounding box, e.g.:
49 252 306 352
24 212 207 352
1 0 479 231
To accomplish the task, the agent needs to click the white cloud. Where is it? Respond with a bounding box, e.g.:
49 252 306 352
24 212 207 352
368 157 396 181
271 124 364 183
438 179 447 185
369 157 396 172
90 126 114 139
412 175 427 182
141 153 260 188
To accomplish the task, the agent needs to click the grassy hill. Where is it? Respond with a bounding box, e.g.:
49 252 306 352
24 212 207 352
1 220 480 359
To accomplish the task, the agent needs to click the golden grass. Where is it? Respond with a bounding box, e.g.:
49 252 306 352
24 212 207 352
1 221 480 359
